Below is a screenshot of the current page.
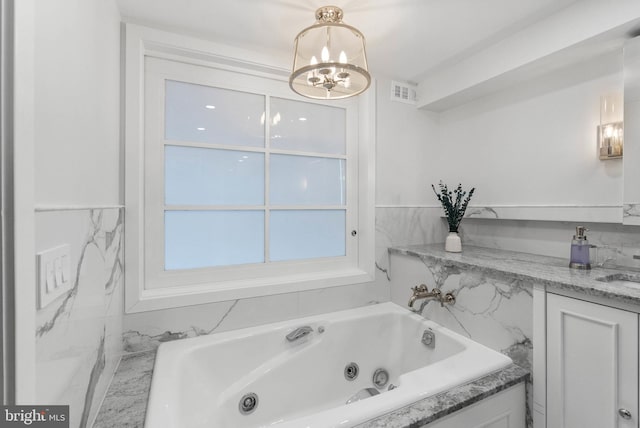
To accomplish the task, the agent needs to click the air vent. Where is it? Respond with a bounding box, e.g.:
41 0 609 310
390 80 417 104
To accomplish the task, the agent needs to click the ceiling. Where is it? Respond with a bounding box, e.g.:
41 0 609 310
116 0 579 82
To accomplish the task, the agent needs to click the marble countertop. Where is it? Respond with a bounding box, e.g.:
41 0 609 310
389 244 640 308
93 351 155 428
94 350 527 428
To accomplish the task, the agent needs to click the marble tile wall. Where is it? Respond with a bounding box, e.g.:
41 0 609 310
35 208 123 428
375 207 447 282
124 279 390 353
388 252 534 426
459 217 640 269
123 280 391 354
389 254 533 370
624 203 640 223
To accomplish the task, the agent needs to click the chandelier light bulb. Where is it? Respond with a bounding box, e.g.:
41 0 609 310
321 46 330 62
339 51 347 64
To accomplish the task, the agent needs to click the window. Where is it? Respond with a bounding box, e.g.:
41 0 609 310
124 25 374 312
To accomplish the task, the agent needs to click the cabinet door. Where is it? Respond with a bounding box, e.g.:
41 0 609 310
547 293 638 428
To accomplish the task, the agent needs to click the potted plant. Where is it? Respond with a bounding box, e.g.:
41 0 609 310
432 182 475 252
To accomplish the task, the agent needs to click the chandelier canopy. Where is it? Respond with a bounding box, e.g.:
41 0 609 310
289 6 371 100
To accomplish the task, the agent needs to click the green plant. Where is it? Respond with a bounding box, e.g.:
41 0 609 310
432 182 475 232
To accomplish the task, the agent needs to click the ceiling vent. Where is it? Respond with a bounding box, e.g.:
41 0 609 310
390 81 417 104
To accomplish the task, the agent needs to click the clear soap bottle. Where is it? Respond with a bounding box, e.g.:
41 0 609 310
569 226 591 270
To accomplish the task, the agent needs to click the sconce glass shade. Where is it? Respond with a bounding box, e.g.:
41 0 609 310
290 6 371 100
598 94 624 160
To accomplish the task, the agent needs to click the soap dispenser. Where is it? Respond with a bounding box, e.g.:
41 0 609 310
569 226 591 270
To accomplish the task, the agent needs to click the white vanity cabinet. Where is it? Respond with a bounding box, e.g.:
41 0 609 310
544 293 638 428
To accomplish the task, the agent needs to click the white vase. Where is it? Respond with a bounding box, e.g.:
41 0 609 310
445 232 462 253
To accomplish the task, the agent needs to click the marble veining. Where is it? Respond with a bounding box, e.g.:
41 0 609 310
624 203 640 218
95 350 527 428
375 261 391 281
123 298 242 352
390 244 640 307
79 330 106 428
466 207 499 219
195 299 239 335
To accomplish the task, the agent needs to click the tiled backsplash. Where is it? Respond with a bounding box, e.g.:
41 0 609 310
460 217 640 270
123 280 389 354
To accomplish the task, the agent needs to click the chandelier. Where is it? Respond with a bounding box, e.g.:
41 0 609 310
289 6 371 100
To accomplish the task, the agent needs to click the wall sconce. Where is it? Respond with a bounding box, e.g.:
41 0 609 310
598 94 623 160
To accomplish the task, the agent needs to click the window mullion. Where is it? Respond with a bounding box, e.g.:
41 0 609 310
264 95 271 263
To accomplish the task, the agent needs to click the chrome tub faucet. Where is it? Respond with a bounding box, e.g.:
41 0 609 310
286 325 314 342
408 284 455 310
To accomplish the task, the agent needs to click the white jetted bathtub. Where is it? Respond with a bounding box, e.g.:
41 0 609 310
145 302 512 428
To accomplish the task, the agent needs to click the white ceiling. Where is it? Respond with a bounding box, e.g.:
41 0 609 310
116 0 579 82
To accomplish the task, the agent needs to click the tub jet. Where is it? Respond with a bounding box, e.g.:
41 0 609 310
372 368 390 389
239 392 258 415
344 362 359 380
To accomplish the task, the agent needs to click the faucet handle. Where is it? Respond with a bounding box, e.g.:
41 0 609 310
413 284 429 293
440 292 456 307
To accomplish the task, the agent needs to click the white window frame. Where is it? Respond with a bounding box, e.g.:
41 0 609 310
124 24 375 313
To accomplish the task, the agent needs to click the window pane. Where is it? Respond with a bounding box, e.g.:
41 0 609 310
270 155 345 205
165 80 265 147
165 146 264 206
165 211 264 270
270 210 345 261
270 98 345 155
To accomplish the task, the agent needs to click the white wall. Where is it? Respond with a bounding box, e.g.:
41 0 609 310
375 77 440 206
13 0 37 404
434 70 623 207
34 0 121 206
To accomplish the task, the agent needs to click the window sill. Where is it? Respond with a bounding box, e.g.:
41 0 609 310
125 268 374 313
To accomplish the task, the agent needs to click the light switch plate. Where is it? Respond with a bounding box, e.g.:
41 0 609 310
37 244 71 309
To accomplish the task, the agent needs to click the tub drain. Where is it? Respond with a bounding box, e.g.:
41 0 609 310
344 362 359 381
372 368 390 389
239 392 258 415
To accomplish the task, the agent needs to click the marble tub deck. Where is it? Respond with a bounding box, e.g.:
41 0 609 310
94 350 528 428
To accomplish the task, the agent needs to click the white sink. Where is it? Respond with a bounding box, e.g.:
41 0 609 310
595 273 640 287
